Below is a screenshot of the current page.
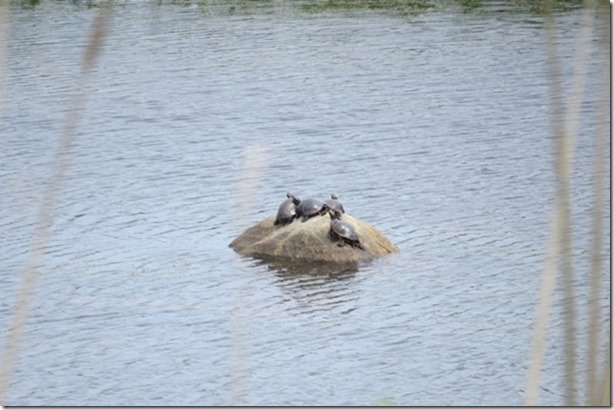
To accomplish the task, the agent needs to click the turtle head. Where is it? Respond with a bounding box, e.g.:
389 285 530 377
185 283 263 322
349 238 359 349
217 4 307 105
322 204 340 219
287 193 300 205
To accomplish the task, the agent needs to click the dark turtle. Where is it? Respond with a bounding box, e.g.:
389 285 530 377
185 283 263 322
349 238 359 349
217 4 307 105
324 193 345 214
274 193 300 226
295 197 325 222
325 205 364 250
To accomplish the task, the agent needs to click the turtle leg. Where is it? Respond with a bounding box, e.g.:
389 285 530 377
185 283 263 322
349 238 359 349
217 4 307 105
349 240 363 250
337 240 346 247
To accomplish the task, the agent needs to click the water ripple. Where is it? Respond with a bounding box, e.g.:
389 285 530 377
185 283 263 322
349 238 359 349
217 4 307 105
1 4 609 407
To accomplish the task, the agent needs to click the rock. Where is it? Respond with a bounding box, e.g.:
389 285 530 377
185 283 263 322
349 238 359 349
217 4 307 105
229 213 398 264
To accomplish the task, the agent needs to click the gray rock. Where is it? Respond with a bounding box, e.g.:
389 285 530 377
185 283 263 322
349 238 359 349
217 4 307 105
229 213 398 264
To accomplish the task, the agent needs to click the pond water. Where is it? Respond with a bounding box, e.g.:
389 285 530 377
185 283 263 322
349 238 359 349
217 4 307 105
0 1 610 406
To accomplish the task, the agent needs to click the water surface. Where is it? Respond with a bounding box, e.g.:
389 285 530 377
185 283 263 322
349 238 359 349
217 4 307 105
0 1 610 406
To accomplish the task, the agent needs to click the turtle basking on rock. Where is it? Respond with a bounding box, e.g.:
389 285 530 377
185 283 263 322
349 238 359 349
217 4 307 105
295 196 326 222
229 203 399 263
274 193 301 226
274 192 300 225
324 204 364 250
324 193 345 214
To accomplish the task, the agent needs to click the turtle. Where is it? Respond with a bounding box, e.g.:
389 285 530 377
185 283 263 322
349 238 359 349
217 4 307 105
325 205 364 250
274 193 300 226
324 193 345 214
295 197 326 222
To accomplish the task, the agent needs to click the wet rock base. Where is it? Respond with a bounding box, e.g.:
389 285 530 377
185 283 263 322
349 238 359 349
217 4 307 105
230 213 398 264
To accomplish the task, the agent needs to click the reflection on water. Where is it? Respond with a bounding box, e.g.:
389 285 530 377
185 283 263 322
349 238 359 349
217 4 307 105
0 1 609 406
253 255 360 277
246 256 361 315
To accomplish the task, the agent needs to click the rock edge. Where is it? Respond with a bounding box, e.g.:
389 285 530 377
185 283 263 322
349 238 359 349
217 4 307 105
229 213 398 264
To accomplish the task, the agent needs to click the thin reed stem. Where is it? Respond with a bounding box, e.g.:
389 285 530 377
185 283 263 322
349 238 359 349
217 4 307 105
598 349 611 406
524 211 563 405
556 1 597 404
0 4 112 404
524 2 566 406
586 5 609 405
232 145 268 405
525 0 595 405
0 0 10 152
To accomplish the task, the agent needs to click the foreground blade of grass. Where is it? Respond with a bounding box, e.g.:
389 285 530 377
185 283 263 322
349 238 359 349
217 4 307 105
557 1 597 405
232 145 267 405
0 4 112 404
587 5 609 405
524 209 563 405
0 0 10 153
598 349 611 406
524 1 565 405
525 0 596 405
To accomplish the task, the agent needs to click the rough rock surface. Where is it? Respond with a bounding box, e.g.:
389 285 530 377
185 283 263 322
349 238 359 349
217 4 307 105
229 213 398 264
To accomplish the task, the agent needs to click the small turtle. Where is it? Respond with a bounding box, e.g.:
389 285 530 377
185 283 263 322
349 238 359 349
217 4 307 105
274 193 300 226
325 206 364 250
324 193 345 214
295 197 325 222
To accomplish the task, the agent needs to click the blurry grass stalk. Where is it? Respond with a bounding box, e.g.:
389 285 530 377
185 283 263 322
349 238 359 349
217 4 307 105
586 4 610 406
0 3 112 404
524 202 562 406
524 0 599 406
598 349 610 405
555 0 599 405
0 0 10 151
232 145 268 405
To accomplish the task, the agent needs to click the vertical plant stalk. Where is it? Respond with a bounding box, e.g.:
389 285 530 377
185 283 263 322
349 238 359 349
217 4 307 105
525 0 594 405
0 5 112 405
524 212 563 406
232 145 267 405
586 5 609 405
598 349 610 405
524 2 565 405
557 1 596 405
0 0 10 151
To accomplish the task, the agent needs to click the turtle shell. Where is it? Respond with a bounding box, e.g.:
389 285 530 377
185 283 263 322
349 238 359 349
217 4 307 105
328 209 364 250
296 197 325 221
331 219 359 242
324 194 345 214
274 193 300 225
